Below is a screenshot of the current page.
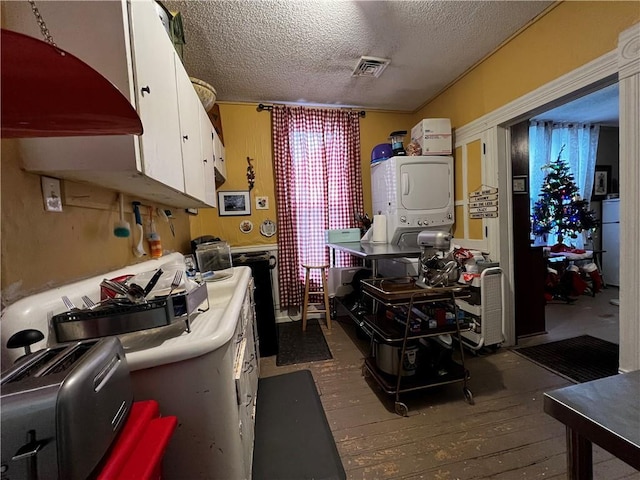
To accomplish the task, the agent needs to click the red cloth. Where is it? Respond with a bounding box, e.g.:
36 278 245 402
549 243 585 254
272 106 363 308
98 400 177 480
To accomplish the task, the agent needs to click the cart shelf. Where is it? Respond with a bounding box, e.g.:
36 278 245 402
361 310 471 343
357 277 474 415
363 357 469 395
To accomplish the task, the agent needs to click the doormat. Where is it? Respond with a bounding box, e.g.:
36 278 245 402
276 319 333 366
252 370 346 480
513 335 619 383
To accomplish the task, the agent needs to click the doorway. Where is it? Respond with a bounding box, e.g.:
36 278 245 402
510 83 620 344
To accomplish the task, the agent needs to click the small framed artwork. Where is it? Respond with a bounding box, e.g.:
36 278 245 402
256 196 269 210
512 175 528 194
218 190 251 216
592 165 611 200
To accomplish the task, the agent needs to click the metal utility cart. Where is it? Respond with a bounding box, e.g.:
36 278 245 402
360 277 473 416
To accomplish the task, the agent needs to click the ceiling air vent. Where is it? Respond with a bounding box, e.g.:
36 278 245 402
352 56 391 78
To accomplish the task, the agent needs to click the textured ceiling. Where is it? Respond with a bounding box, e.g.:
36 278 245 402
532 83 620 126
162 0 553 112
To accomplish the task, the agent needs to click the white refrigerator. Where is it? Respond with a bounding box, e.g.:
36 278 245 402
601 199 620 286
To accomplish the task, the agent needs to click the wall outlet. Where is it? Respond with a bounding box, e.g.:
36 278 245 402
41 176 63 212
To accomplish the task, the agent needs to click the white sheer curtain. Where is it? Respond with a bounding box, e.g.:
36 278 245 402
529 121 600 247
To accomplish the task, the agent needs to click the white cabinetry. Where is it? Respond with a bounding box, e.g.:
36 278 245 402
213 129 227 184
2 0 216 208
129 273 260 479
129 0 184 192
234 280 259 473
200 108 218 207
175 53 214 205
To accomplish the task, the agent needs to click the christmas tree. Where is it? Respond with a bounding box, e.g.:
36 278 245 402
531 146 598 246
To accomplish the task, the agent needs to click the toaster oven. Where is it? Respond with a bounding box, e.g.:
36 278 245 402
1 337 133 480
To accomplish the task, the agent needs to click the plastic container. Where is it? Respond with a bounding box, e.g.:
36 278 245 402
148 232 162 258
371 143 393 164
195 241 232 276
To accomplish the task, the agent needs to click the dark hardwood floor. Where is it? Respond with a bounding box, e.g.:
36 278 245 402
260 302 637 479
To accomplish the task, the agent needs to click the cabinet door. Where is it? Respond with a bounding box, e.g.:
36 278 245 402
200 108 218 207
175 58 206 202
128 0 184 192
213 131 227 183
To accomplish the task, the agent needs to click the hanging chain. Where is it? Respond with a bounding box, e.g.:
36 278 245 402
28 0 57 48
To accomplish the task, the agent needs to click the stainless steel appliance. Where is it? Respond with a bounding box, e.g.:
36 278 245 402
415 230 458 288
231 251 277 357
1 337 133 480
374 340 419 376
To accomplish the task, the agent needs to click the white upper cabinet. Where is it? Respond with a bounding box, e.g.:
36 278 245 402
175 56 205 202
128 0 184 192
200 109 218 208
213 130 227 184
2 0 216 208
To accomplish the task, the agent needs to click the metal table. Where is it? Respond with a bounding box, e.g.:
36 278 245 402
326 241 421 276
543 370 640 479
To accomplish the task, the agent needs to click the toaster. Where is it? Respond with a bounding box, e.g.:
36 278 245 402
1 337 133 480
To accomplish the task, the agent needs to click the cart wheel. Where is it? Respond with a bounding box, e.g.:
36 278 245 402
463 387 474 405
394 402 408 417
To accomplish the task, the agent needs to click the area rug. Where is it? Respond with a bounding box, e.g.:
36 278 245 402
276 319 332 366
252 370 346 480
514 335 619 383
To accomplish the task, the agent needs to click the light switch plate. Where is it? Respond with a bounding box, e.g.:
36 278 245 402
41 176 63 212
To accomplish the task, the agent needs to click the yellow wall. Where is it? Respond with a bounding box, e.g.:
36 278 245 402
189 104 275 246
189 106 413 246
1 140 193 304
415 1 640 127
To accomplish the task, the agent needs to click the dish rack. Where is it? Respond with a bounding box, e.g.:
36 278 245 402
51 282 209 343
359 277 474 416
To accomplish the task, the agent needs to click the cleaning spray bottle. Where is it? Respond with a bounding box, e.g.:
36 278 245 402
147 206 162 258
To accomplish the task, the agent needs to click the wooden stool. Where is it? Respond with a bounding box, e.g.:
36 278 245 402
301 264 331 332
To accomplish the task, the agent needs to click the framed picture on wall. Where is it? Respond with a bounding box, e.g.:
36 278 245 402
592 165 611 201
218 190 251 216
512 175 528 194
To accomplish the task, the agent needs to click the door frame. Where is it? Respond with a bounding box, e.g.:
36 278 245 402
453 24 639 372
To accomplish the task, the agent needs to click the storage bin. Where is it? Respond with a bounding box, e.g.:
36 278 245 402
325 228 361 243
411 118 452 155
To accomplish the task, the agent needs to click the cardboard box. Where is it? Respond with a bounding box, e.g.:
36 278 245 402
325 228 361 243
411 118 452 155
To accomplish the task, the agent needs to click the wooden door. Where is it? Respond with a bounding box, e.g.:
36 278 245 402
511 121 546 338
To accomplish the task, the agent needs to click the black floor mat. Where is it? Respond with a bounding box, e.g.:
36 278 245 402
514 335 619 383
276 319 332 366
252 370 346 480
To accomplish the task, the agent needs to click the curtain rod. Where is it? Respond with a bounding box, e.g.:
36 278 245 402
257 103 366 117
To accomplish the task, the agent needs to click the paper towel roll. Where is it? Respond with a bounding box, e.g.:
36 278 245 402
372 215 387 243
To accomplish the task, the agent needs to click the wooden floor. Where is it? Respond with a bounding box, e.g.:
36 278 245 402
260 304 638 479
519 285 621 348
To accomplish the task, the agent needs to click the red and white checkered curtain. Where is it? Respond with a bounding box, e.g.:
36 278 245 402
272 106 363 308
